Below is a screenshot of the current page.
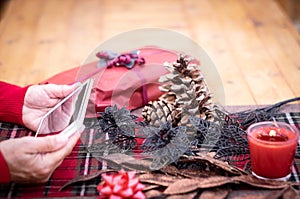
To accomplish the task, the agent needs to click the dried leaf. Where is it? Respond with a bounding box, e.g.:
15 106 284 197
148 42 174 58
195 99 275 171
264 188 290 199
234 175 300 189
98 153 152 171
174 168 213 178
163 179 200 194
161 163 224 179
198 154 246 175
227 188 300 199
159 155 245 180
182 154 247 175
282 186 300 199
196 176 236 189
166 191 198 199
139 173 177 187
59 169 115 191
163 174 300 196
164 176 232 195
199 188 229 199
143 184 161 191
227 190 277 199
122 160 153 171
159 165 184 177
145 190 165 198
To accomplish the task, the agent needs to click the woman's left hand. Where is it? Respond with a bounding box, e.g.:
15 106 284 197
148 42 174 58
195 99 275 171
22 83 81 133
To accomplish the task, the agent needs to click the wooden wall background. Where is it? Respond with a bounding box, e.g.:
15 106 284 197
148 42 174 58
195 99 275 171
0 0 300 106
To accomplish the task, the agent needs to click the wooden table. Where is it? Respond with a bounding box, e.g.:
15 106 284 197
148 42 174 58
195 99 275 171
0 0 299 106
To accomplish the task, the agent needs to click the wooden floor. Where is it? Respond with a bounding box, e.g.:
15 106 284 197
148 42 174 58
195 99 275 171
0 0 300 106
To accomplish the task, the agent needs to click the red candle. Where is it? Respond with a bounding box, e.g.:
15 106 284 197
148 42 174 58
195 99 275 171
247 121 299 180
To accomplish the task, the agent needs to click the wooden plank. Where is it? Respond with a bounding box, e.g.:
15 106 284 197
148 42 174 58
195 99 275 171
242 0 300 98
0 0 43 85
61 0 104 65
0 0 104 85
0 0 299 107
211 0 295 105
30 0 75 84
183 0 256 105
101 0 189 37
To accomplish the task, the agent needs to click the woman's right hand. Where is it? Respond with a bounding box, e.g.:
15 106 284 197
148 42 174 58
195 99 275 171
0 127 82 183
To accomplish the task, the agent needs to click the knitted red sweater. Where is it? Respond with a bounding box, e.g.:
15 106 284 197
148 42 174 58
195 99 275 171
0 81 29 183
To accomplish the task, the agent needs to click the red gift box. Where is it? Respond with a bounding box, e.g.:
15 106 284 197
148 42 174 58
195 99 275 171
41 46 178 117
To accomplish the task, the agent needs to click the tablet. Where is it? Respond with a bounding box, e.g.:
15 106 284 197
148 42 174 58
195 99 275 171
35 78 94 137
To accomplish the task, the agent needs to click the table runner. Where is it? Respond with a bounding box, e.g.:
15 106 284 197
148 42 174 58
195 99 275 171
0 109 300 198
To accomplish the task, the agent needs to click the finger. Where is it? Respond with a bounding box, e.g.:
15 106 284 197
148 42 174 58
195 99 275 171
43 130 82 168
44 125 84 158
45 83 82 99
31 134 69 153
42 83 81 108
47 125 84 158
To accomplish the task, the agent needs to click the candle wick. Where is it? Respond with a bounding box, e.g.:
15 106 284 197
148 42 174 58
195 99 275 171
272 117 279 128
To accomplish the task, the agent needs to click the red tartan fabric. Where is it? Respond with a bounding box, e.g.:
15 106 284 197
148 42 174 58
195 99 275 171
0 111 299 198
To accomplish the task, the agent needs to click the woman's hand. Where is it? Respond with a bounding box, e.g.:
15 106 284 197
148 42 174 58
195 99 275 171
0 126 83 183
22 83 81 134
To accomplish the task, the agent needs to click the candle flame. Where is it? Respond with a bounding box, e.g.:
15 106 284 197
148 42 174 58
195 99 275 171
269 129 276 137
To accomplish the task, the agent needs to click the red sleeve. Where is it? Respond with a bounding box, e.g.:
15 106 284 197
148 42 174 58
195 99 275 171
0 81 30 125
0 150 10 183
0 81 30 183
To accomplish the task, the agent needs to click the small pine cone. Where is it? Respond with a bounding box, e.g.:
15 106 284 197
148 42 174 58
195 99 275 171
142 100 177 127
172 54 194 75
175 98 201 127
191 81 214 114
159 92 177 105
145 54 215 128
174 79 214 126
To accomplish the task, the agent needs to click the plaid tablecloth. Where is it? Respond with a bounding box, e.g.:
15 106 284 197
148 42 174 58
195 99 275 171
0 108 300 198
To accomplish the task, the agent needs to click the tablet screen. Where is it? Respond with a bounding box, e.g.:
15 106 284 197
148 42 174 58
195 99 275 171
35 80 93 137
69 83 87 124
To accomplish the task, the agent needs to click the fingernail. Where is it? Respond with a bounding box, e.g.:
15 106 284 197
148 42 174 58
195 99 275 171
73 82 82 88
